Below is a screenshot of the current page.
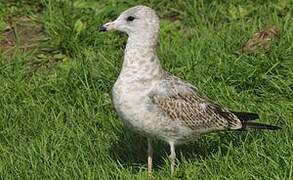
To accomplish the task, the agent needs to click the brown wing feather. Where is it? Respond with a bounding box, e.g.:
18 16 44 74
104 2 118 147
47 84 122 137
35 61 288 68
151 92 241 132
150 74 242 132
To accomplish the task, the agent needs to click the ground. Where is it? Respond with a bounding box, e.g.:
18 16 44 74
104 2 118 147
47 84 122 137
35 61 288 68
0 0 292 179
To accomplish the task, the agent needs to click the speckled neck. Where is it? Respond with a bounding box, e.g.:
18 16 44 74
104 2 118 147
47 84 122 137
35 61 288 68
119 32 163 82
124 32 158 65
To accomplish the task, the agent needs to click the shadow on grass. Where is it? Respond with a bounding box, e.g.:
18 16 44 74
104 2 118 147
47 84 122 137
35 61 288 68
109 127 260 172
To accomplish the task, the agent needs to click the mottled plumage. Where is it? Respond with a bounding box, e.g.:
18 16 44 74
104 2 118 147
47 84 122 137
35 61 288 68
150 73 241 133
100 5 281 175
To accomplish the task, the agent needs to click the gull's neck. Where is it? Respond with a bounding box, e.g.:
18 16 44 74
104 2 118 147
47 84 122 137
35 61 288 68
119 32 163 82
124 33 158 66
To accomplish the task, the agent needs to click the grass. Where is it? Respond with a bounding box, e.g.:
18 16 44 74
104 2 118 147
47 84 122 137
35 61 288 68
0 0 292 179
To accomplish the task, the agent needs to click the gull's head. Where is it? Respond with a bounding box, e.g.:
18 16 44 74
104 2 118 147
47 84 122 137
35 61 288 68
99 5 159 36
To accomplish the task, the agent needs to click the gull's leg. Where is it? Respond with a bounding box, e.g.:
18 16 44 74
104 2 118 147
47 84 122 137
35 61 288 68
147 138 153 176
169 141 176 175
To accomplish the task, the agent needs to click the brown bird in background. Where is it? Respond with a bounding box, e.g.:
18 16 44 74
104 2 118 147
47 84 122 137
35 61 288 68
241 26 280 53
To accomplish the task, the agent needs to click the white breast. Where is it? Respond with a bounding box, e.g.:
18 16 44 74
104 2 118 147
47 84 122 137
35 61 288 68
112 79 154 134
112 78 195 144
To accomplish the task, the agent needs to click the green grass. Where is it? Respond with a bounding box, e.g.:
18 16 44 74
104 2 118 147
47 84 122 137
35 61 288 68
0 0 292 179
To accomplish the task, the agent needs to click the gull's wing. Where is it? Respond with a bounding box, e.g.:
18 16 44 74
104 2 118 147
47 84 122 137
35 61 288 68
149 74 242 133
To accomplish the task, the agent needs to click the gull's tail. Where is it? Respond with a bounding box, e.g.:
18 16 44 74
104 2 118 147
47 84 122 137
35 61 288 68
241 121 281 130
232 111 259 121
232 111 281 130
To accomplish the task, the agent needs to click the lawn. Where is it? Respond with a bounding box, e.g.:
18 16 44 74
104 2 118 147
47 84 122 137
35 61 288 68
0 0 292 179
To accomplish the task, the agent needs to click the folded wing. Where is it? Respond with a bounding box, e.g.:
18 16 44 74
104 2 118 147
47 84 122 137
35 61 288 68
149 74 242 133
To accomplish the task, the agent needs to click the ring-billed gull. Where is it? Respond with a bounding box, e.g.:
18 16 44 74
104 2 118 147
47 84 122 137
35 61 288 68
99 5 281 175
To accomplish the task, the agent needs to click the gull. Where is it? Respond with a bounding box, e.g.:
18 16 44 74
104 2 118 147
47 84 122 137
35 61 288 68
99 5 281 175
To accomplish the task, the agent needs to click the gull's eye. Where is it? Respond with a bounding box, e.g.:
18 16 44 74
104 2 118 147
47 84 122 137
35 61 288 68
126 16 135 22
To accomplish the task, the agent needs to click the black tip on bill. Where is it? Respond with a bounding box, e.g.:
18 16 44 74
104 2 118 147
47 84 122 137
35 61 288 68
99 26 107 32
